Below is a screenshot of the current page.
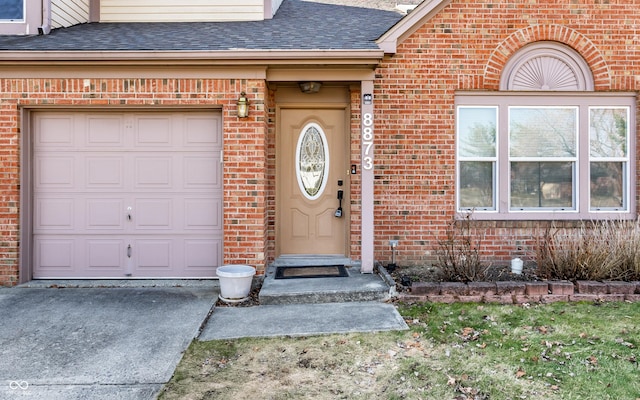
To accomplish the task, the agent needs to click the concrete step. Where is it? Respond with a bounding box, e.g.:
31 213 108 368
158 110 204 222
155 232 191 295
258 262 392 305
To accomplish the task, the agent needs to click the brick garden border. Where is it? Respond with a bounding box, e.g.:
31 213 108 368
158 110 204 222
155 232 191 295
399 280 640 304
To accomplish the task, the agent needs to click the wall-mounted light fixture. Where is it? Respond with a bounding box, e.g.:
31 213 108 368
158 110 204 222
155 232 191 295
237 91 249 118
298 81 322 94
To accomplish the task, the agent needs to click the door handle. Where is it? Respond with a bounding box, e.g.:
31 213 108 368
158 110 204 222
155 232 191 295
126 206 132 221
335 190 344 218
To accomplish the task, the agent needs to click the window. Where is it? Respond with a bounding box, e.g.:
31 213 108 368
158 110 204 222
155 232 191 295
0 0 24 21
456 94 635 219
458 107 497 210
509 106 577 210
457 42 635 220
296 122 329 200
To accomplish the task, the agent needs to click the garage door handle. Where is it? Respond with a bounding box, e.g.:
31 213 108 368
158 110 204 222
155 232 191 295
127 245 132 258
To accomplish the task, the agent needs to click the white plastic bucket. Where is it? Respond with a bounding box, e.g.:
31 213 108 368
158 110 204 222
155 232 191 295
511 258 523 275
216 265 256 303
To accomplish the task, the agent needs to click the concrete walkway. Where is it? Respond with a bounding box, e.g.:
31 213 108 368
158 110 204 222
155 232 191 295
0 273 407 400
0 285 217 400
199 301 408 340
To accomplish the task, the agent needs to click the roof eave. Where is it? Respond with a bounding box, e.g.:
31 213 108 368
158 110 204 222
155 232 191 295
0 49 385 66
376 0 450 55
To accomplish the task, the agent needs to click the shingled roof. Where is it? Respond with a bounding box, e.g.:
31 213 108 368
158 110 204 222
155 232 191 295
0 0 407 52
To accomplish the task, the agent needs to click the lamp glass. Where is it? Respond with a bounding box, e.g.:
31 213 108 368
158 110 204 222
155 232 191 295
237 92 249 118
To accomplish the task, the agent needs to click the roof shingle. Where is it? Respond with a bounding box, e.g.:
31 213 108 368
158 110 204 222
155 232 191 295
0 0 407 52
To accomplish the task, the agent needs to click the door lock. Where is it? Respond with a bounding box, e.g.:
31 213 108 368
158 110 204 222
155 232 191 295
335 189 344 218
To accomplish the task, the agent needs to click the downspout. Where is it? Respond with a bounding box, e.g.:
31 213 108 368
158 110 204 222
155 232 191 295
38 0 51 35
264 0 272 19
89 0 100 22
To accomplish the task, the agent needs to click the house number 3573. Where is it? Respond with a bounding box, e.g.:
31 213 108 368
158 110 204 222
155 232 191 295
362 112 374 170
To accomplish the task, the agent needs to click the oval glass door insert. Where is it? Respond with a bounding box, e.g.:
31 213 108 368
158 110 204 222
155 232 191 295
296 122 330 200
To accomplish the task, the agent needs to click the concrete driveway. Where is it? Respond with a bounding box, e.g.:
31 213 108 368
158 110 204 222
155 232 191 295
0 285 217 400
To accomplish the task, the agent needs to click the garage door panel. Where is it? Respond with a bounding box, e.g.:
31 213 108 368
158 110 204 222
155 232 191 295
184 198 222 230
33 110 222 279
34 115 75 147
184 115 221 146
86 199 125 230
135 115 173 147
86 115 125 147
35 156 76 189
35 239 76 273
85 157 125 188
134 157 172 188
184 156 220 188
86 239 126 270
134 239 172 269
184 239 222 270
35 198 76 230
134 198 172 229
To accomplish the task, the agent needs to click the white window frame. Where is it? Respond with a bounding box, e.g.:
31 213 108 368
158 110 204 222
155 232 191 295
455 92 636 220
456 106 498 211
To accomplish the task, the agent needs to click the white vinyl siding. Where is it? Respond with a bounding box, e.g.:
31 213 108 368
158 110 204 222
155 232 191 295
51 0 89 28
100 0 265 22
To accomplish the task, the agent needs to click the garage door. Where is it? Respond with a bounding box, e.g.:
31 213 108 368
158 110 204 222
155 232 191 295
32 111 223 278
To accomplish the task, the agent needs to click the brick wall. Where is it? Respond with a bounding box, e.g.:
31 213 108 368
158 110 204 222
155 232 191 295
373 0 640 267
0 100 20 286
0 77 268 285
265 87 277 263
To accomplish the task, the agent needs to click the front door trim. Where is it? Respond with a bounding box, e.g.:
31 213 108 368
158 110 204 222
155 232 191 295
275 101 350 258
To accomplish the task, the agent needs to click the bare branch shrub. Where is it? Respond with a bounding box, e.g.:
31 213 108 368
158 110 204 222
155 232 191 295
536 219 640 281
434 213 489 282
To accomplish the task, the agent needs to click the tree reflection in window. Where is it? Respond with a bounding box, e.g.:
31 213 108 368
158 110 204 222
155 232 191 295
297 124 328 199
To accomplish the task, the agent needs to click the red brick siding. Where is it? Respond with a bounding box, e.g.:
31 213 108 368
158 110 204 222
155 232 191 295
265 88 277 262
0 77 268 286
373 0 640 267
0 100 20 286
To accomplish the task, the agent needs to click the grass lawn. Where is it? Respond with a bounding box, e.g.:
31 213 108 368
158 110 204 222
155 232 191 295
160 301 640 400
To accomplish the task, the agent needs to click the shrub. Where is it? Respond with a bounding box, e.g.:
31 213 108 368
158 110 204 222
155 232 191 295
434 214 489 282
535 219 640 281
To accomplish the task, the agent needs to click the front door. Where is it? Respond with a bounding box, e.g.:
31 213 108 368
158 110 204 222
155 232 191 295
277 108 349 256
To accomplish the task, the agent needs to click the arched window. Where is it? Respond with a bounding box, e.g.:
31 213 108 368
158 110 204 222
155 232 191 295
455 42 635 220
500 42 594 91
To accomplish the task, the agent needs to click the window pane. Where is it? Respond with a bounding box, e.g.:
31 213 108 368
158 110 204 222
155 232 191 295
511 162 574 209
296 124 328 200
591 162 624 209
0 0 23 20
590 108 627 158
458 107 496 157
459 161 494 209
510 108 577 158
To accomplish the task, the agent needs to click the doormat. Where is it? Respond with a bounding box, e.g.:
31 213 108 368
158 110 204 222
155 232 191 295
274 265 348 279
